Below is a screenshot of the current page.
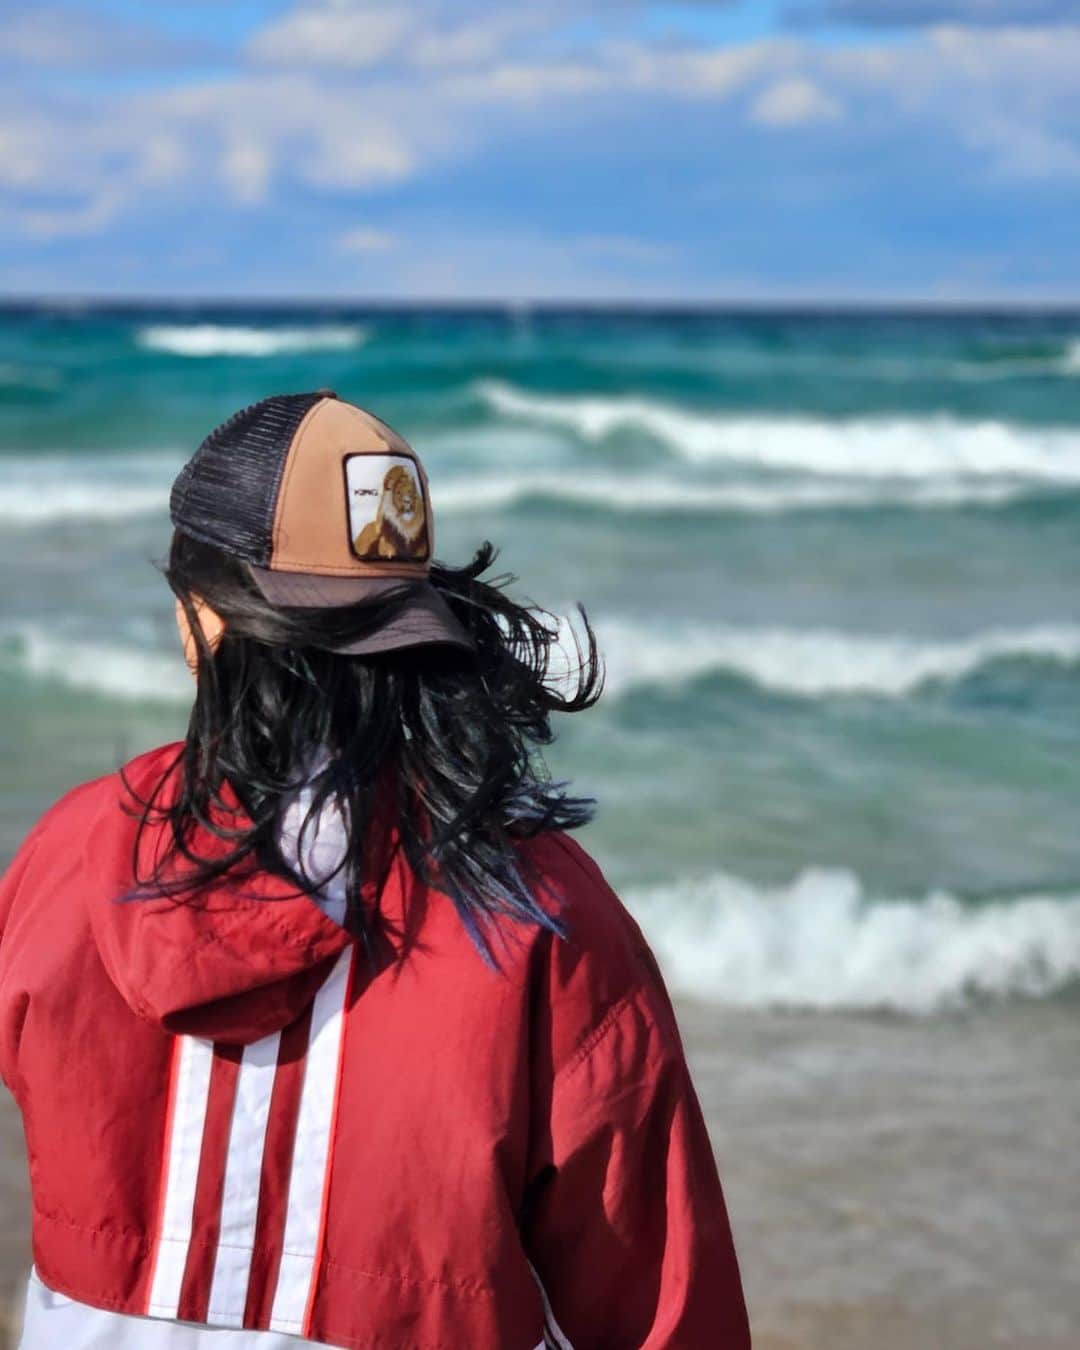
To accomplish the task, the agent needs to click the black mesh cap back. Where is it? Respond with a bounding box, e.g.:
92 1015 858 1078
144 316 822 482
169 392 325 565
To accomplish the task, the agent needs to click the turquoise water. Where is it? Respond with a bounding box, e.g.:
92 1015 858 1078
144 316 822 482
2 303 1080 1012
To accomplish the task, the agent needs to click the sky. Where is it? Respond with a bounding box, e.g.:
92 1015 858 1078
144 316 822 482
1 0 1079 303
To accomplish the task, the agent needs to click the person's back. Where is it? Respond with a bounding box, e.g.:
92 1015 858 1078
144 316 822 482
0 391 750 1349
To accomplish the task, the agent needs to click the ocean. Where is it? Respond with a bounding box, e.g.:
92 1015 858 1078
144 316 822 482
1 303 1079 1344
3 302 1079 1015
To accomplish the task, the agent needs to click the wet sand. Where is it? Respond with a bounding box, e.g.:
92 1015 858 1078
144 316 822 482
2 997 1077 1348
682 998 1080 1349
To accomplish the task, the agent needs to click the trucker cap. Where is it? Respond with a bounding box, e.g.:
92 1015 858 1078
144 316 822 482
169 390 475 656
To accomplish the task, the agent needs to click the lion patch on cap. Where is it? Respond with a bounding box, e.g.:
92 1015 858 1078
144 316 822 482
346 455 429 561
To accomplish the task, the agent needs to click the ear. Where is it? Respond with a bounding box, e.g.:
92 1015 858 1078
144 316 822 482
175 594 226 677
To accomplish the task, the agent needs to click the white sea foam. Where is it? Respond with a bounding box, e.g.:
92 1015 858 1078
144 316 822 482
8 612 1080 710
477 379 1080 482
1062 339 1080 375
136 324 368 357
6 629 192 703
0 458 1042 528
0 453 176 524
2 482 169 524
626 867 1080 1014
433 470 1030 516
15 619 1076 705
554 617 1080 700
945 345 1080 381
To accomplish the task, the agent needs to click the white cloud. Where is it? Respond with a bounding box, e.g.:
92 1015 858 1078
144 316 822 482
0 106 192 238
444 59 609 101
305 129 416 189
959 115 1080 180
0 7 200 70
652 42 786 97
824 25 1080 175
0 10 96 65
247 2 551 74
338 226 397 253
13 189 125 241
410 15 550 69
750 76 844 126
357 226 688 301
0 71 446 241
0 124 54 191
442 40 779 103
221 140 273 204
147 74 444 193
3 7 1080 255
140 133 190 185
249 5 413 69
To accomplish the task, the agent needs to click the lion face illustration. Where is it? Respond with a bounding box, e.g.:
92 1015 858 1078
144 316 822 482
388 467 420 527
352 463 428 560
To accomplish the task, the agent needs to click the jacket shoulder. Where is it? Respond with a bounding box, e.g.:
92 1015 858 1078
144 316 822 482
518 830 678 1075
522 829 644 948
0 745 177 939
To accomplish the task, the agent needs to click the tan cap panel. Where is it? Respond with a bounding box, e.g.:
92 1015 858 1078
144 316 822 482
270 398 434 577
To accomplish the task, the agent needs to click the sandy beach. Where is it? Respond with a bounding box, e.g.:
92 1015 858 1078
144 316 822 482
683 998 1080 1349
2 994 1076 1348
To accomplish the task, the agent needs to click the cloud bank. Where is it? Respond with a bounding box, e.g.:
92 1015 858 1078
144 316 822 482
1 0 1078 299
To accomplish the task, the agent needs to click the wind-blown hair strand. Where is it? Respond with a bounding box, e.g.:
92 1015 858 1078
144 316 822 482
124 530 605 966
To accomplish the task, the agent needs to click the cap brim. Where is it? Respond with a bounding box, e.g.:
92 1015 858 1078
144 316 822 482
246 567 475 655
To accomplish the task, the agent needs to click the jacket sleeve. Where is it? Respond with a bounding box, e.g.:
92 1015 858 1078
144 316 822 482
0 819 44 944
0 773 107 944
0 817 50 1094
520 965 751 1349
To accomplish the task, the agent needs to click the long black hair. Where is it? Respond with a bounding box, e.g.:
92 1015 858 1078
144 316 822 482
126 529 604 964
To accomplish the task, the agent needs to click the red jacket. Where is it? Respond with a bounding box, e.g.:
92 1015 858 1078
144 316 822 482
0 743 750 1349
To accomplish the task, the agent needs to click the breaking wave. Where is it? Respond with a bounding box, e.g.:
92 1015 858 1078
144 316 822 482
0 454 176 524
627 866 1080 1014
477 380 1080 483
9 619 1080 706
1062 338 1080 375
3 459 1054 527
1 482 169 524
433 470 1036 516
560 618 1080 700
3 629 192 704
136 324 368 357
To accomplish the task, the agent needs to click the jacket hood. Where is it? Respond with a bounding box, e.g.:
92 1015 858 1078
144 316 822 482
83 744 396 1045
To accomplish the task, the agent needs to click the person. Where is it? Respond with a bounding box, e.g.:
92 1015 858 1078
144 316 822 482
0 390 751 1349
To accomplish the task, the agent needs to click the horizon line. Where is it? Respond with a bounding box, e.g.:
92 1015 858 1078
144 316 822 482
3 292 1080 316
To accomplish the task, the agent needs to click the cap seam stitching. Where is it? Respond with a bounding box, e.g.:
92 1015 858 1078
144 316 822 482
270 397 329 561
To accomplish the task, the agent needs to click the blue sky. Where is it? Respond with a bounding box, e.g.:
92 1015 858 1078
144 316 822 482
2 0 1079 301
